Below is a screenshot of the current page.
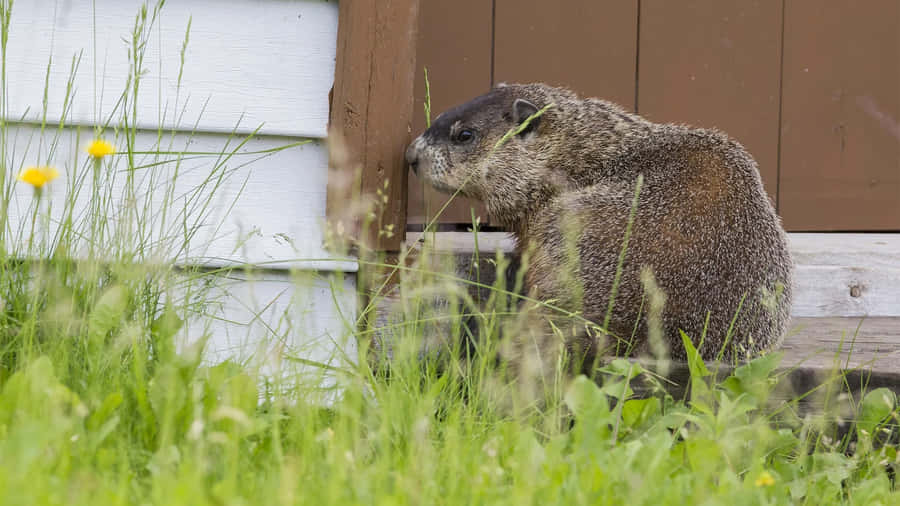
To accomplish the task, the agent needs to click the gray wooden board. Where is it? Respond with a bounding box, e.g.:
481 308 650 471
780 317 900 372
404 232 900 317
385 236 900 407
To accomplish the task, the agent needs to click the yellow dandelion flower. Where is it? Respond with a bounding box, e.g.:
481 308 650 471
87 138 116 158
754 470 775 487
17 166 60 189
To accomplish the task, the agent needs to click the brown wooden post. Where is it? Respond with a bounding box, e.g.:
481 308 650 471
327 0 421 251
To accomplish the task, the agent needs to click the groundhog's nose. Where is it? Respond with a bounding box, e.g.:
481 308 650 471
405 137 422 175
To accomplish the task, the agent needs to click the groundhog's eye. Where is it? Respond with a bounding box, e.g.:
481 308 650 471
454 129 475 144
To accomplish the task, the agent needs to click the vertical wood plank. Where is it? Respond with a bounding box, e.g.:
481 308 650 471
494 0 638 110
779 1 900 231
406 0 493 226
637 0 783 202
327 0 420 250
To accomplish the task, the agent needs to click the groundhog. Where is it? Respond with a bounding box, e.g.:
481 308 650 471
404 83 793 370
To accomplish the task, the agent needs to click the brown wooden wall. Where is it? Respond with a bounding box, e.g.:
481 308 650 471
408 0 900 231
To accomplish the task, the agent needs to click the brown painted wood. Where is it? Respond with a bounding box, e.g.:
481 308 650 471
327 0 420 250
493 0 638 110
406 0 493 226
637 0 783 203
779 1 900 231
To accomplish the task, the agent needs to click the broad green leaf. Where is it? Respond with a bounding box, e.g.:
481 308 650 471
151 303 183 361
88 284 129 342
680 330 709 377
813 453 853 486
734 351 783 383
683 437 721 476
599 379 634 401
0 357 84 428
621 397 660 429
857 387 896 436
680 330 712 407
225 372 259 417
564 375 609 421
722 351 783 403
87 392 124 430
601 358 643 380
149 364 187 423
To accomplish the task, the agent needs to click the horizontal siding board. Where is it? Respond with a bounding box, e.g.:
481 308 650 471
5 124 356 271
5 0 338 138
179 271 358 381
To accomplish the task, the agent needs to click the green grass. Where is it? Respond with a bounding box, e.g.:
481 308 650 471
0 1 899 505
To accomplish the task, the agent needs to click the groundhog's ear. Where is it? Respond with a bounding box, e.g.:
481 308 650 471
512 98 541 137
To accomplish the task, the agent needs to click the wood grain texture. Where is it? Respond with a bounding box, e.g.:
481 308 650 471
790 234 900 317
637 0 783 201
5 0 338 138
782 317 900 371
405 231 516 254
790 233 900 270
401 232 900 318
4 124 356 271
406 0 492 225
779 1 900 230
794 266 900 317
494 0 638 110
328 0 420 250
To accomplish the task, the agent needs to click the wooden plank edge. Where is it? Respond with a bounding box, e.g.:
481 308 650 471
327 0 420 252
402 232 900 317
624 359 900 410
405 232 900 255
180 259 359 273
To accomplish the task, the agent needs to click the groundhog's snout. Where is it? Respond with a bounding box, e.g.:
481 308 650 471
405 136 424 175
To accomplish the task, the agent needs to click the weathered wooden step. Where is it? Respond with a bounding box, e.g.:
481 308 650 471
380 232 900 396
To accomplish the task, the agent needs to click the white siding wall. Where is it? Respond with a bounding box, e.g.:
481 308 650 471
4 0 356 374
8 0 337 138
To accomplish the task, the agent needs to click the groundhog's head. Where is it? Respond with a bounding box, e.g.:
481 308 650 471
405 83 576 223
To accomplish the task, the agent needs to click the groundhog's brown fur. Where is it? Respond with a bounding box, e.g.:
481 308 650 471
405 83 793 369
